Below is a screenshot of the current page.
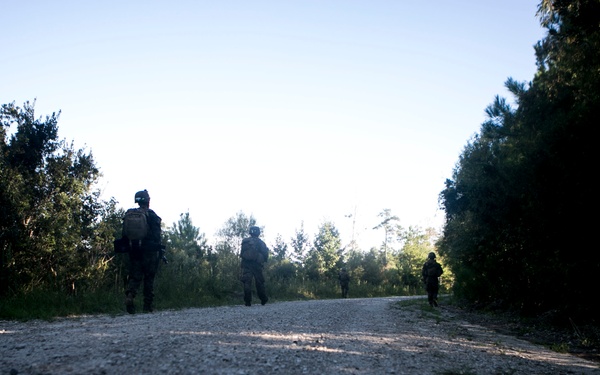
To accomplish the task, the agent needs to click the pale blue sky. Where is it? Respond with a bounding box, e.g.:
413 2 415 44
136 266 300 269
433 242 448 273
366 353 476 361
2 1 546 249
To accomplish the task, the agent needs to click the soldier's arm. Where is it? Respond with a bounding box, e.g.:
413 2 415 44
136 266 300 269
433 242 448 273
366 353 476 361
148 211 162 244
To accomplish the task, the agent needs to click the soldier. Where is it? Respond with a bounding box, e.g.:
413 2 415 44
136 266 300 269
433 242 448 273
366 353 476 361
422 252 443 307
240 226 269 306
338 268 350 298
122 189 162 314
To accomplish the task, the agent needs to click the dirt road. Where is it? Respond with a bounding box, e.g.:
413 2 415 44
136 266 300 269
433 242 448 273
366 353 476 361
1 297 598 374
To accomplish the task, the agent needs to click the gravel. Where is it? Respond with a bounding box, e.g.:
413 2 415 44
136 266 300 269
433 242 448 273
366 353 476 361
1 296 599 374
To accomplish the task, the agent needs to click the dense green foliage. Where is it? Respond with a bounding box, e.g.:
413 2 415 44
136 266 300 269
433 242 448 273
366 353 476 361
0 101 123 299
438 0 598 320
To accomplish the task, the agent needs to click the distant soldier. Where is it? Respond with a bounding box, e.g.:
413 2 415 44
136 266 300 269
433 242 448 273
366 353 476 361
239 226 269 306
338 268 350 298
422 252 443 307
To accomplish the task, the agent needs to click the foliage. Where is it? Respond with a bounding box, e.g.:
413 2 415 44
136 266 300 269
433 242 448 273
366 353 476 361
1 189 441 319
397 226 444 294
0 100 119 297
289 221 310 265
304 221 342 281
372 208 400 265
438 0 598 320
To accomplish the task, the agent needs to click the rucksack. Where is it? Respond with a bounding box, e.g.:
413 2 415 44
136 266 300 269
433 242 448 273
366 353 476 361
426 262 441 278
339 271 350 283
241 237 263 262
123 208 149 243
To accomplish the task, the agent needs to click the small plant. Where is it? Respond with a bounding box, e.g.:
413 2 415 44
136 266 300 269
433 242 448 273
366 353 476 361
549 342 569 353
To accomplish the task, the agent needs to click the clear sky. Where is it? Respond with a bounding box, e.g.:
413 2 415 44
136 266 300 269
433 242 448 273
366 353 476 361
2 1 546 250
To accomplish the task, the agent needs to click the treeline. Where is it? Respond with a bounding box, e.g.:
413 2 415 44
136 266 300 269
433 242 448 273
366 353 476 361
0 103 440 319
156 210 443 310
438 0 598 322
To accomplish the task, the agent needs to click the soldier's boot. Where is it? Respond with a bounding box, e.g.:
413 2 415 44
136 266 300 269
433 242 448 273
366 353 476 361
260 297 268 306
125 293 135 314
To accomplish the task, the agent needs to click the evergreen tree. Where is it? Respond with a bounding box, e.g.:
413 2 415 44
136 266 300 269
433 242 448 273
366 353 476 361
304 221 341 281
372 209 399 265
439 0 599 319
0 101 110 295
290 222 310 265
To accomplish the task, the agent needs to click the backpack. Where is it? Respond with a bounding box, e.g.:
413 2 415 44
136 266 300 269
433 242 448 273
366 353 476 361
426 262 441 278
241 237 264 262
123 208 149 242
339 271 350 283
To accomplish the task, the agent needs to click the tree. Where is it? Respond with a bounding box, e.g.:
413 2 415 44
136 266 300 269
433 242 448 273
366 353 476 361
215 211 257 256
211 212 258 297
0 100 109 295
290 222 310 265
271 234 289 262
361 248 385 286
372 209 399 265
438 0 599 319
268 234 295 282
396 226 438 294
166 211 209 261
304 221 341 281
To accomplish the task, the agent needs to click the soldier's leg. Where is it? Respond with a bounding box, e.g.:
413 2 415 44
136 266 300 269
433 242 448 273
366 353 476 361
426 283 434 306
431 283 439 307
142 251 158 312
241 267 253 306
125 255 143 314
254 268 268 305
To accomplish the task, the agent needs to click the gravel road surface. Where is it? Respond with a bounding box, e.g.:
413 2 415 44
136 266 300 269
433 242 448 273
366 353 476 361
1 296 598 374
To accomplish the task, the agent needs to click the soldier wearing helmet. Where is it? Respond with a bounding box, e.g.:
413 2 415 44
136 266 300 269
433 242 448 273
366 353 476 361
239 225 269 306
422 252 443 307
122 189 163 314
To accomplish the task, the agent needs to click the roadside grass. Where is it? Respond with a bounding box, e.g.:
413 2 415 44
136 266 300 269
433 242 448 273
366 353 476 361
0 281 417 321
395 295 453 324
0 289 124 321
396 296 600 363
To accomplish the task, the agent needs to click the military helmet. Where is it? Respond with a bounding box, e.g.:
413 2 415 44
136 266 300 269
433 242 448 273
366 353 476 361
134 189 150 204
428 252 436 259
249 226 260 237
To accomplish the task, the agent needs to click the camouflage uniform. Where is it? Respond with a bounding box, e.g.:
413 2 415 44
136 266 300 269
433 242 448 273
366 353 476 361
123 191 162 314
422 253 443 307
240 230 269 306
338 268 350 298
